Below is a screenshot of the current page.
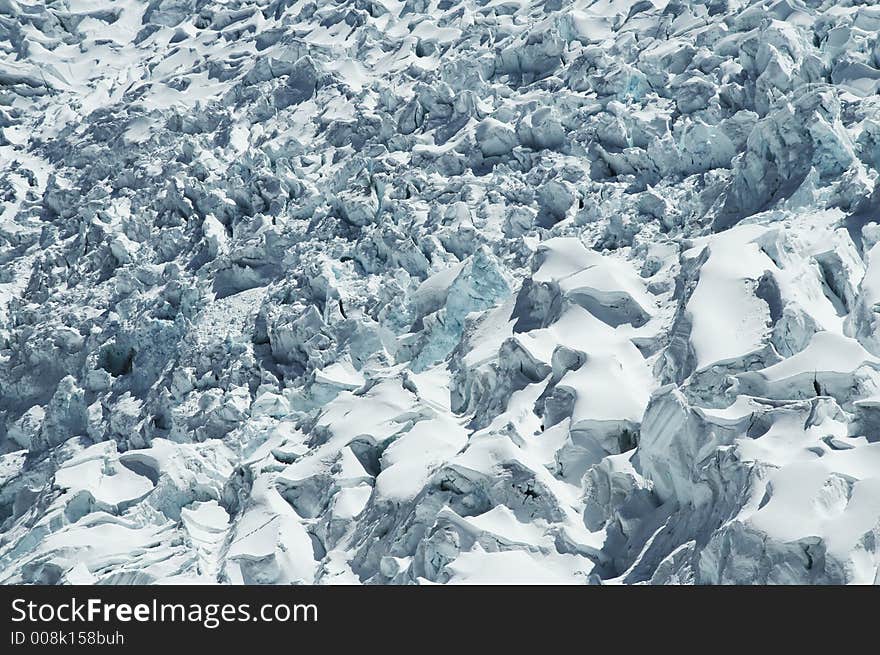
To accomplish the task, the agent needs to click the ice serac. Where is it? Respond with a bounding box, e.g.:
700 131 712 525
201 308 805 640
2 0 880 585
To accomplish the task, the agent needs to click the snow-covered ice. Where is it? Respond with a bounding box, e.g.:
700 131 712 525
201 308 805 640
2 0 880 585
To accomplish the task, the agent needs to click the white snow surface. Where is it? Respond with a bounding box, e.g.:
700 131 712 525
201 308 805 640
2 0 880 585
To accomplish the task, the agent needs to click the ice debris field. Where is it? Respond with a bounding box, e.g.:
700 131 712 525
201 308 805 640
2 0 880 585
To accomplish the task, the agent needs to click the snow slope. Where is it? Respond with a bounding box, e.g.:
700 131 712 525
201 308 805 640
2 0 880 584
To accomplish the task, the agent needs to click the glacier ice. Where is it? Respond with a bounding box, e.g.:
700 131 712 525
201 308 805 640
2 0 880 585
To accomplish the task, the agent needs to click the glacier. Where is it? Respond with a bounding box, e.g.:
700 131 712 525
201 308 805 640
1 0 880 585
